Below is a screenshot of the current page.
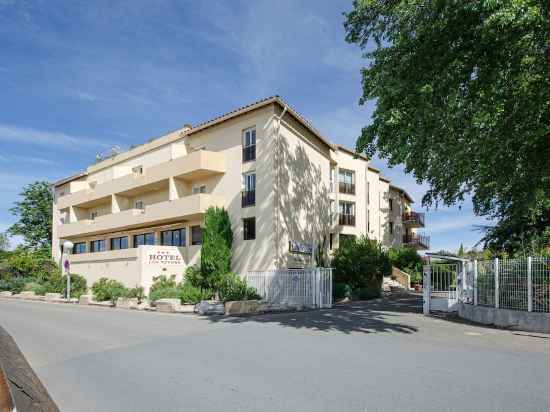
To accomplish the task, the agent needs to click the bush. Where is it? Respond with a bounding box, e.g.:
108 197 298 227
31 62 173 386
149 286 180 303
178 282 213 304
1 277 35 294
23 281 42 293
388 246 423 284
91 278 127 304
124 286 145 304
201 207 233 291
332 236 390 292
149 275 177 294
218 272 261 302
333 283 352 300
183 265 207 289
44 273 88 298
354 286 382 300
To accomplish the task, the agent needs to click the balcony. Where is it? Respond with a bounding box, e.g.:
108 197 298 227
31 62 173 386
58 193 225 238
338 182 355 195
241 190 255 207
339 214 356 226
403 233 430 250
57 150 225 210
402 211 425 228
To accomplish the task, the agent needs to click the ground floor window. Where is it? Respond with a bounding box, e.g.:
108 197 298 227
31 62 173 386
134 232 155 247
191 226 203 245
90 239 106 253
389 221 394 235
73 242 86 254
329 233 333 250
243 217 255 240
110 236 129 250
161 228 186 247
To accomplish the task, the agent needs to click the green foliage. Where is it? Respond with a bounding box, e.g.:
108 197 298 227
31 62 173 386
0 277 35 294
91 278 126 304
183 265 207 289
332 236 391 291
217 272 261 302
9 181 53 248
354 286 381 301
148 275 179 302
0 232 9 251
124 286 145 304
201 207 233 291
333 283 352 301
0 247 60 282
178 282 213 304
388 246 423 284
345 1 550 254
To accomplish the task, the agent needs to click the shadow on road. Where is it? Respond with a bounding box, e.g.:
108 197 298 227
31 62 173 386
204 292 422 335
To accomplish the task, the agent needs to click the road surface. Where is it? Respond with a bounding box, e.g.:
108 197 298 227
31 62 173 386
1 294 549 412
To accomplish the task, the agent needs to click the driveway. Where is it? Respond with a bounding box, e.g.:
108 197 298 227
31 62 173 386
0 294 549 412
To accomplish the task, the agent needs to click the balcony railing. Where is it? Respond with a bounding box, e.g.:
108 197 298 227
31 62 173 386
402 211 425 227
403 233 430 249
338 182 355 195
242 190 256 207
339 214 356 226
242 145 256 162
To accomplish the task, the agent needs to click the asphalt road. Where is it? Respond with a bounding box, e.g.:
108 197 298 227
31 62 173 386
1 294 549 412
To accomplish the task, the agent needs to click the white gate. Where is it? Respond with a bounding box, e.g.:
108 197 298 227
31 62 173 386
244 268 333 309
423 263 461 313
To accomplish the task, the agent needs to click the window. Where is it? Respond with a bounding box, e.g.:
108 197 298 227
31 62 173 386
161 228 186 247
90 211 98 220
338 169 355 194
243 217 256 240
329 233 333 250
192 185 206 194
329 167 335 193
389 221 394 235
242 128 256 162
242 172 256 207
90 239 106 253
135 200 144 210
132 165 143 175
134 232 155 247
366 181 370 205
339 201 356 226
191 226 203 245
110 236 129 250
389 199 393 211
73 242 86 254
330 199 335 220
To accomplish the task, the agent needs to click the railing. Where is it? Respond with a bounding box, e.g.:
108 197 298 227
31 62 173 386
403 233 430 249
338 214 356 226
242 145 256 162
338 182 355 195
244 268 333 308
241 190 255 207
402 211 425 227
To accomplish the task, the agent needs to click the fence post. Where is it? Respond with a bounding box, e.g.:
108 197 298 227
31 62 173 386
423 265 431 315
494 258 499 309
473 260 478 306
527 256 533 312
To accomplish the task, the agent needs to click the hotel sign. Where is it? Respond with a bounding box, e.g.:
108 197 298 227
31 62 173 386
148 249 183 265
288 241 313 255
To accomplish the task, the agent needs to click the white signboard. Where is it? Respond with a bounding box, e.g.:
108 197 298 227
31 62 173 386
139 246 187 294
288 241 313 255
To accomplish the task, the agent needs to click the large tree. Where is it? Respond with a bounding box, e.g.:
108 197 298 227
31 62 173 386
345 1 550 253
9 181 53 249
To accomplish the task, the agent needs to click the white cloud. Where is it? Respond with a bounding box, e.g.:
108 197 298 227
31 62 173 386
75 90 98 102
0 124 107 149
0 154 56 166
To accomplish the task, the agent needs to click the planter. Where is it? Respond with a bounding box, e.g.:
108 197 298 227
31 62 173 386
155 298 181 313
116 297 139 309
196 300 225 315
225 300 261 315
79 295 93 305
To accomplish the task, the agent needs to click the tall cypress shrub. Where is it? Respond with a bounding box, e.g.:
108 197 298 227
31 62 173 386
200 207 233 290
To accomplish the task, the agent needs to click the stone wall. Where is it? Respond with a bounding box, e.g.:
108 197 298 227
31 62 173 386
458 303 550 333
391 267 411 289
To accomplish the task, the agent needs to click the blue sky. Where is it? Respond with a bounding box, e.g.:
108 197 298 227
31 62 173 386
0 0 491 252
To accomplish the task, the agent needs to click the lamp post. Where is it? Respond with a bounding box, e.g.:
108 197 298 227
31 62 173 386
62 241 74 300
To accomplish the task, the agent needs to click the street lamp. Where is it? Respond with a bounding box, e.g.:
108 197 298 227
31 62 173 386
62 241 74 300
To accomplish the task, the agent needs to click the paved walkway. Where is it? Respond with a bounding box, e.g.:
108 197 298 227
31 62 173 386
0 294 549 412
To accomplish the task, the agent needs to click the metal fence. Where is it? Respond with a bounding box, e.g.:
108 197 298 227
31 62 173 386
470 257 550 313
244 268 333 308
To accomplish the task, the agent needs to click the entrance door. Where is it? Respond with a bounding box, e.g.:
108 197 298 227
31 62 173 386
423 263 459 313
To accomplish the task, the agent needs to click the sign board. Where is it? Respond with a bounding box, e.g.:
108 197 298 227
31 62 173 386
147 249 183 265
139 246 187 294
63 259 70 270
289 241 313 255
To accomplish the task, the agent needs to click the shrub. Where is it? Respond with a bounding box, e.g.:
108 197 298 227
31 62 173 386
218 272 261 302
354 286 382 300
183 265 207 289
23 281 42 293
332 236 390 291
333 283 352 300
388 246 423 284
150 275 177 294
44 273 88 298
91 278 127 304
125 286 145 304
149 287 180 302
201 207 233 291
178 282 213 304
2 277 35 294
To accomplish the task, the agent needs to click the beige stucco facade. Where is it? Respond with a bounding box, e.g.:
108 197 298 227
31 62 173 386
52 96 428 289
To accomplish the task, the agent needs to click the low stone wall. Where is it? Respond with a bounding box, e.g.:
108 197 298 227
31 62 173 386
458 303 550 333
391 267 411 289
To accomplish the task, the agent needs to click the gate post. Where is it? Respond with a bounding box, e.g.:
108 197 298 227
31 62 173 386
473 260 478 306
527 257 533 312
494 258 499 309
423 265 431 315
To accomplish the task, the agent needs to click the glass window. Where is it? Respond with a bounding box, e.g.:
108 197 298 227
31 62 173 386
389 221 394 234
389 199 393 211
161 228 186 247
73 242 87 254
243 217 256 240
242 173 256 207
90 211 98 220
134 200 144 210
110 236 128 250
242 128 256 162
191 226 203 245
192 185 206 194
90 239 106 253
134 232 155 247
